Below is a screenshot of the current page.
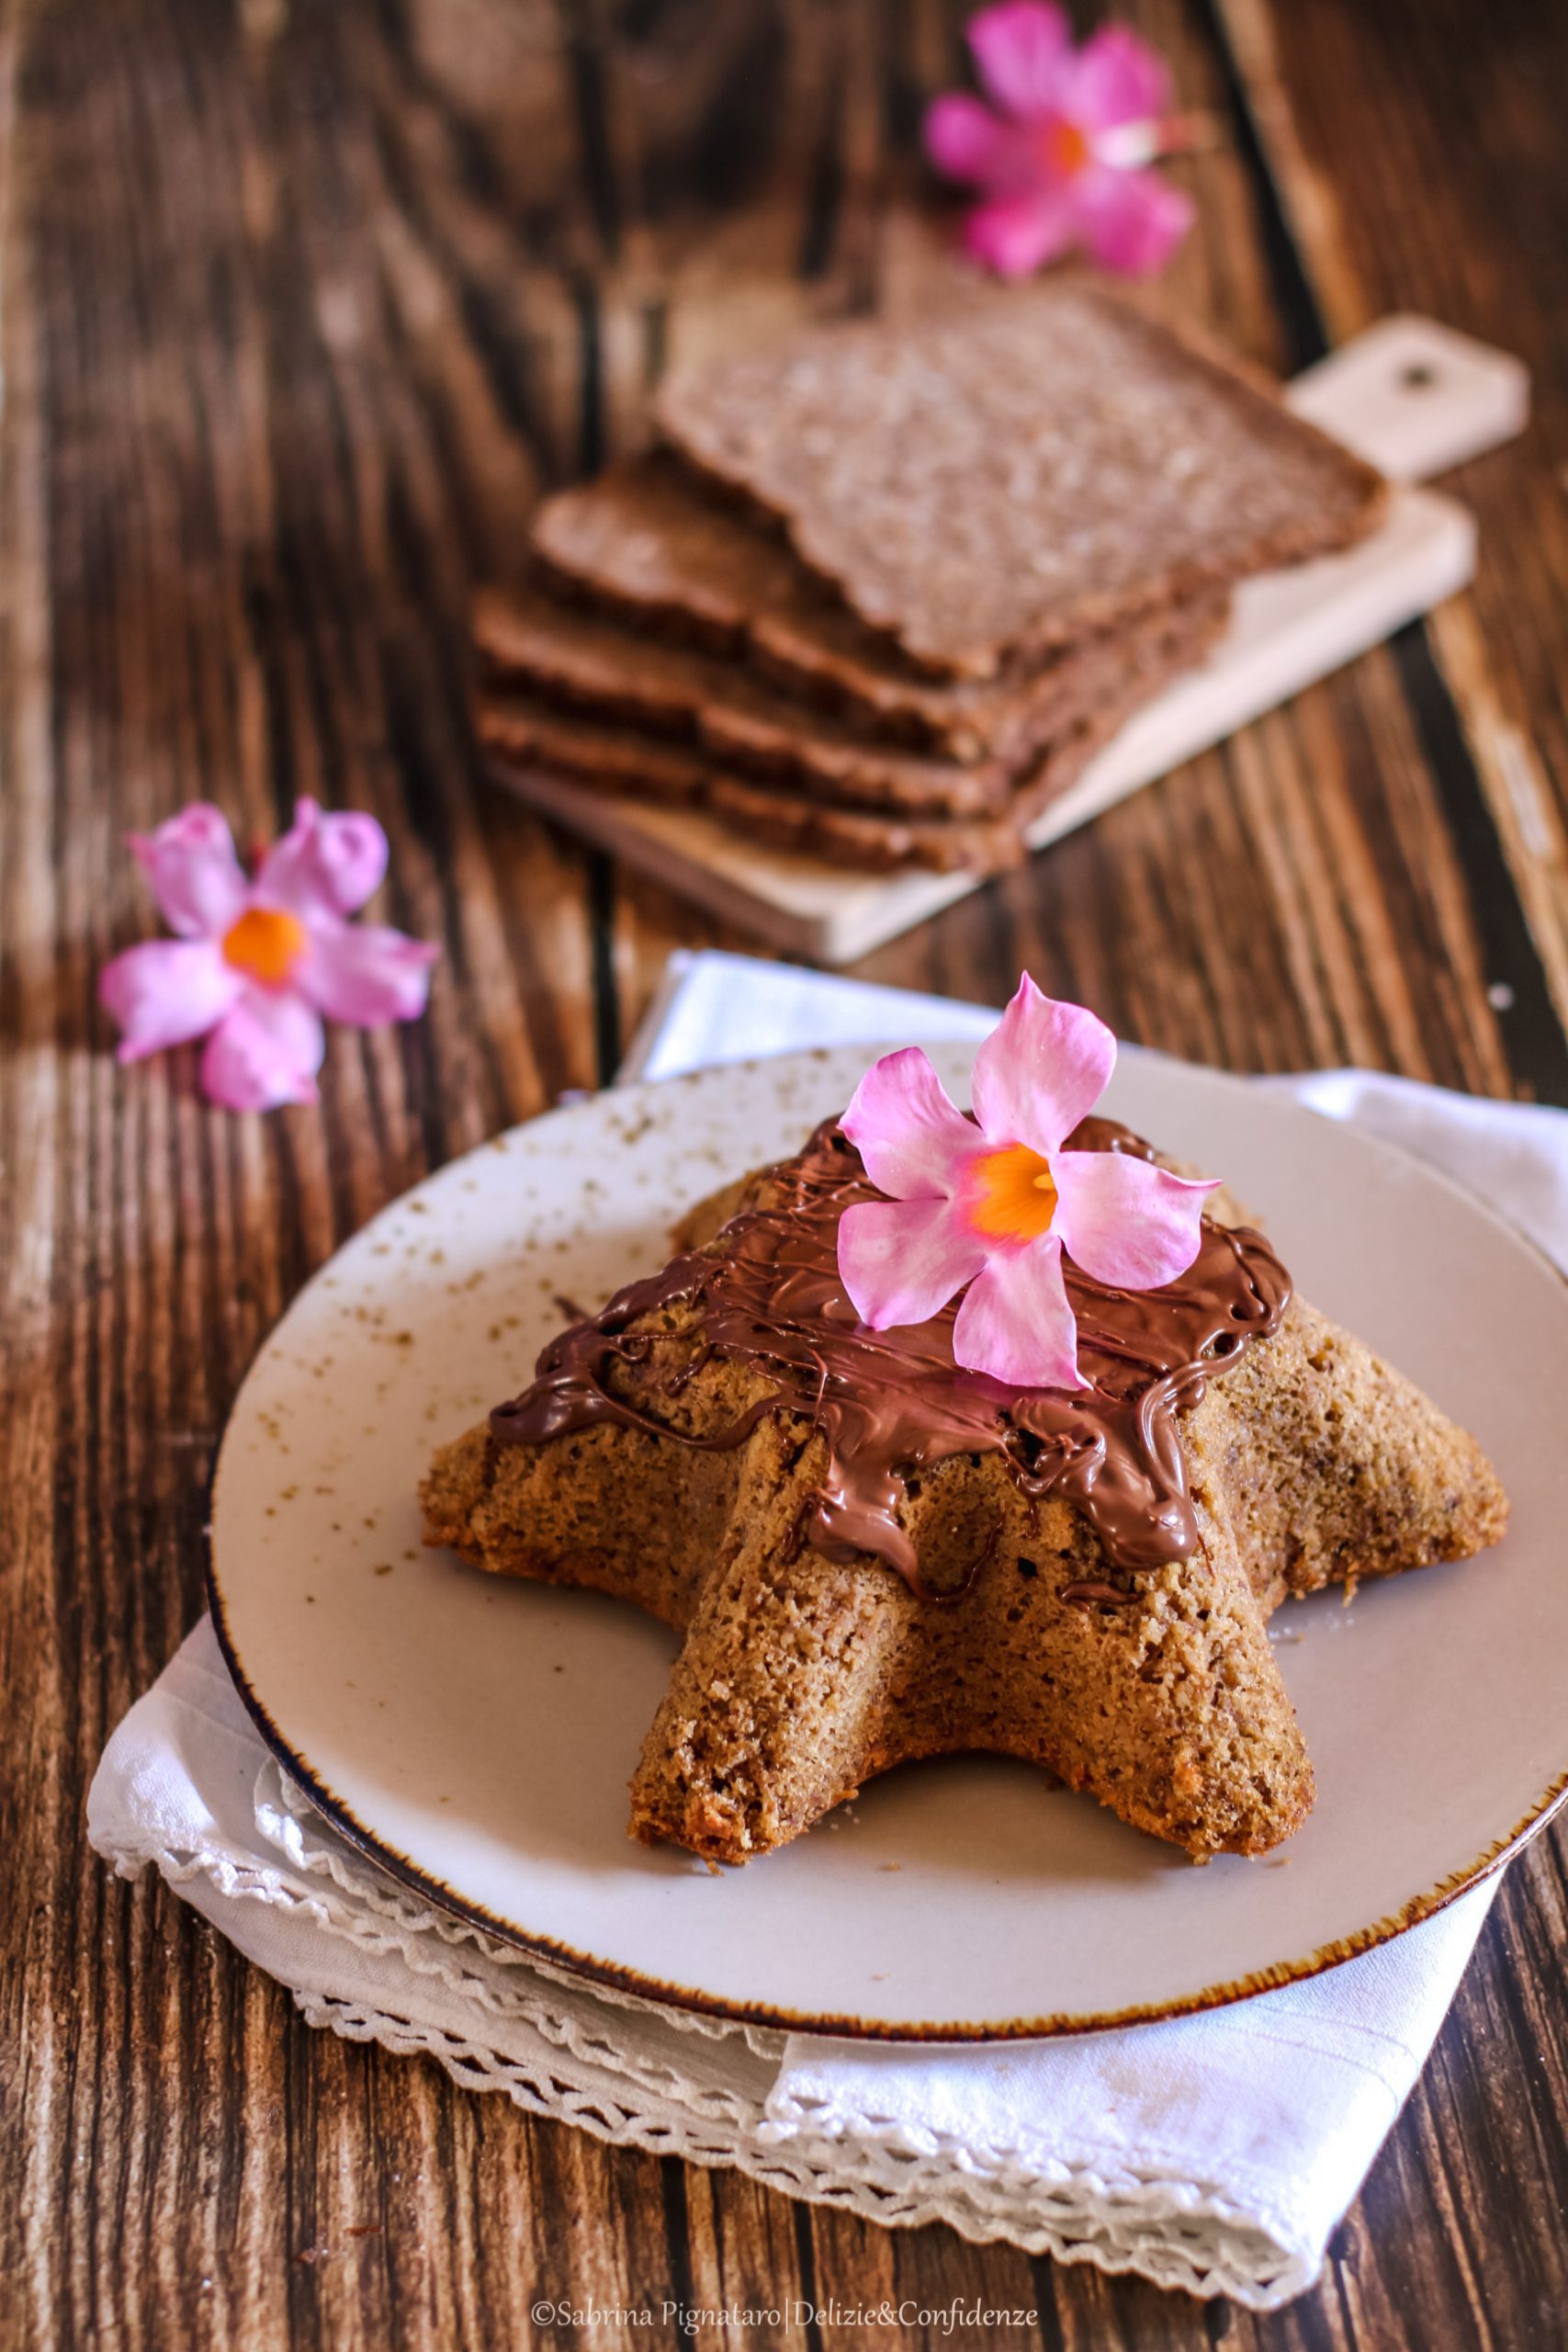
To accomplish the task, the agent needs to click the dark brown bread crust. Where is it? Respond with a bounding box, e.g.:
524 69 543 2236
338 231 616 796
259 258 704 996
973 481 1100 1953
655 284 1386 678
421 1159 1506 1869
530 453 1226 758
473 589 1217 875
474 585 1016 818
473 582 1227 820
477 689 1117 874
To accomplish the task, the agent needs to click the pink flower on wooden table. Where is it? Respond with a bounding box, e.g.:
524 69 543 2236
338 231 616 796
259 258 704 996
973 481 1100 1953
836 975 1215 1390
99 799 440 1111
925 2 1194 279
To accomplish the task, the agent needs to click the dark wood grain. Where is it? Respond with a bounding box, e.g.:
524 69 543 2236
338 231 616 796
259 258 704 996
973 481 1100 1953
3 3 1565 2348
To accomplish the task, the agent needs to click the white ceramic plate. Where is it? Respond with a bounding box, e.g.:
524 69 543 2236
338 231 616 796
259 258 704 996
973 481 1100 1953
209 1046 1568 2041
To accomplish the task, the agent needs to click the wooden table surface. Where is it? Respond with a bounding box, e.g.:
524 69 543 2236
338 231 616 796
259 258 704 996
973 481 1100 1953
5 1 1567 2346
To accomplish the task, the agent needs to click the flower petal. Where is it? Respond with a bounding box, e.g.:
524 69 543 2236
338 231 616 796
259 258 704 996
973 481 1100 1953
297 922 441 1027
961 188 1076 277
99 938 242 1061
924 92 1011 186
1050 1148 1217 1289
840 1046 984 1202
1069 23 1171 130
837 1196 987 1331
970 975 1115 1156
199 989 325 1112
952 1234 1087 1390
1074 164 1193 277
128 804 248 939
967 1 1073 119
254 797 389 922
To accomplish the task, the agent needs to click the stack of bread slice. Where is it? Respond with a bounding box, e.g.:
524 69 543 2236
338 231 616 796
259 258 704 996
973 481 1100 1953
475 285 1386 876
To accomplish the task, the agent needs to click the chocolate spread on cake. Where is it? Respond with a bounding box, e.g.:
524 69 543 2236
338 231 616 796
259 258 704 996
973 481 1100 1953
490 1118 1291 1595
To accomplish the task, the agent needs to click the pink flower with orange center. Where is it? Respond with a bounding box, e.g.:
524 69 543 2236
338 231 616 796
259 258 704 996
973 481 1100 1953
836 976 1216 1390
99 799 439 1111
924 2 1194 280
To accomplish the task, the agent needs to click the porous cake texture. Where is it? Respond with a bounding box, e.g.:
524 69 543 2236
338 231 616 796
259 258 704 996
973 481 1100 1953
422 1122 1506 1866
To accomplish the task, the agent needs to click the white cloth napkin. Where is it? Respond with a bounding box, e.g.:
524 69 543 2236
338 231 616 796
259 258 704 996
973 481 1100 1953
90 949 1568 2311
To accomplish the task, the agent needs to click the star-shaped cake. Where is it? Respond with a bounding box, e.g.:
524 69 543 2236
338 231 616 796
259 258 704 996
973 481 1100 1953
421 1114 1507 1864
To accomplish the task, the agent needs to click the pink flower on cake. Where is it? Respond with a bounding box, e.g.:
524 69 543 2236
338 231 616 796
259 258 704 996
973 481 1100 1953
836 976 1215 1390
99 800 439 1111
924 3 1193 279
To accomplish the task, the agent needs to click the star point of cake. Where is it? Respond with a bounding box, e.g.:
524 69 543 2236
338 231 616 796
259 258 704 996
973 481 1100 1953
422 983 1507 1867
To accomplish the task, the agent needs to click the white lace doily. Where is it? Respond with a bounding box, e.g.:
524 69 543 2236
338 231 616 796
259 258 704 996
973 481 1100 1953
97 1727 1335 2309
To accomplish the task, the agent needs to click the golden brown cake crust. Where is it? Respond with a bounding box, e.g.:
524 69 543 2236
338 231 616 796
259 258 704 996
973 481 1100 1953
424 1397 1321 1864
421 1125 1506 1868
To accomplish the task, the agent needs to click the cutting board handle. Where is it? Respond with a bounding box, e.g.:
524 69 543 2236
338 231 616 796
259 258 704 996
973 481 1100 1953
1285 314 1529 483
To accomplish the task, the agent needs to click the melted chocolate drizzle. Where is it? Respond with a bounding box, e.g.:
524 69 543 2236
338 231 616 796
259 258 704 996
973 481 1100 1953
490 1118 1291 1596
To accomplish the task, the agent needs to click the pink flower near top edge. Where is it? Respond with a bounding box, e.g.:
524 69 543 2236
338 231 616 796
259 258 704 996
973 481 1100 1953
99 800 440 1112
836 975 1216 1391
925 2 1194 279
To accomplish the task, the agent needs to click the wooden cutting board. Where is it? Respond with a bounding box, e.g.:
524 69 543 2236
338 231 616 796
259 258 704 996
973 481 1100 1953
490 316 1527 966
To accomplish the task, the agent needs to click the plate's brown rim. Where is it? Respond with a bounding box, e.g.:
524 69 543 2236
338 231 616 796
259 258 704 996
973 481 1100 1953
202 1559 1568 2041
204 1050 1568 2044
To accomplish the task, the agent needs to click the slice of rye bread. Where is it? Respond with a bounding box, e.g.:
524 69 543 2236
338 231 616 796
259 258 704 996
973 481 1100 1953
654 283 1387 680
474 584 1009 819
472 581 1228 821
529 453 1220 759
476 685 1126 874
475 595 1207 873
